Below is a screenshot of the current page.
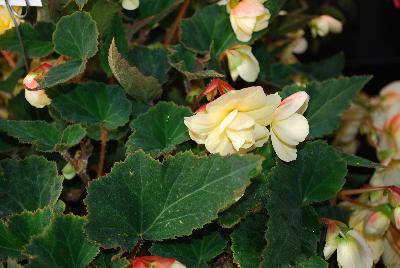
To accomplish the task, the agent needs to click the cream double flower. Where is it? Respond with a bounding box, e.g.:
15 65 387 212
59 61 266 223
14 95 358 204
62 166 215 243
227 0 271 42
184 87 309 161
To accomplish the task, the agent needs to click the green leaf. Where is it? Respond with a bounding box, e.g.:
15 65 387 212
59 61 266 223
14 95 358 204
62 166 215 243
336 151 381 168
218 182 267 228
127 102 192 157
138 0 183 19
0 22 54 58
0 120 86 152
0 156 63 218
108 40 163 102
92 252 129 268
89 0 121 36
231 213 267 268
85 151 262 250
0 208 53 259
305 76 371 138
181 5 238 56
150 231 228 268
261 141 347 267
168 45 224 80
39 60 86 89
51 82 132 130
0 67 25 94
266 53 345 87
128 47 170 84
40 11 99 88
26 214 99 268
53 11 98 60
100 14 128 76
296 256 328 268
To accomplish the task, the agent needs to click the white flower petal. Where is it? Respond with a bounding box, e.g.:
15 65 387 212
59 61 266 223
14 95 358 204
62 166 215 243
219 109 238 133
230 15 254 42
275 91 309 120
236 52 260 82
324 238 339 260
228 112 255 130
272 113 309 146
271 129 297 162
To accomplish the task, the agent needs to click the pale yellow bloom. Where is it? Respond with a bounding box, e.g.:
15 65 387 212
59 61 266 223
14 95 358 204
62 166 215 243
226 45 259 82
184 86 279 155
228 0 271 42
270 91 309 162
122 0 139 10
0 6 20 35
310 15 343 38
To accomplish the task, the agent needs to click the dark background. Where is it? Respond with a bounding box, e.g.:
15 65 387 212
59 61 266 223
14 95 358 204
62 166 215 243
316 0 400 95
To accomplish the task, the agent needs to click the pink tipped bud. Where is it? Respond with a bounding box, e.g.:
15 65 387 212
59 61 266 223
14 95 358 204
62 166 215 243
131 256 186 268
364 211 391 236
23 73 40 90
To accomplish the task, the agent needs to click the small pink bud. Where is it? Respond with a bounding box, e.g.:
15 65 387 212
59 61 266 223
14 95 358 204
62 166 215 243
131 256 185 268
364 211 391 236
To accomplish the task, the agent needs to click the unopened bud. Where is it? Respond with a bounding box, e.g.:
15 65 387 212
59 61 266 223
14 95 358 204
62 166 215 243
62 163 76 180
131 256 186 268
364 211 391 236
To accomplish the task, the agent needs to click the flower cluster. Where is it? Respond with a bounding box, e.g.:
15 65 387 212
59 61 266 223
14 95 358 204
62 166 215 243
368 82 400 165
184 84 309 162
219 1 343 82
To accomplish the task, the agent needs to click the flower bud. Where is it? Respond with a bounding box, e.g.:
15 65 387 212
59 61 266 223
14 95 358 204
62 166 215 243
228 0 271 42
226 45 260 82
23 62 53 108
122 0 139 10
131 256 186 268
62 163 76 180
309 15 343 38
364 211 391 236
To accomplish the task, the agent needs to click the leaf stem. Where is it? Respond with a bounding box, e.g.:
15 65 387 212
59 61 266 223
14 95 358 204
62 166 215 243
97 127 107 178
60 150 90 185
129 239 144 260
338 186 387 196
163 0 190 47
